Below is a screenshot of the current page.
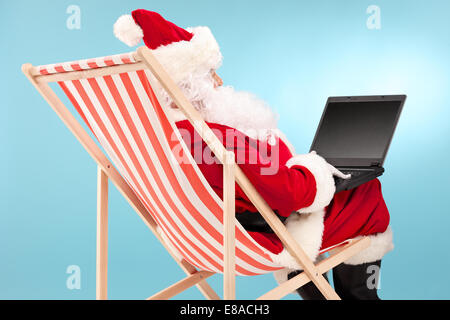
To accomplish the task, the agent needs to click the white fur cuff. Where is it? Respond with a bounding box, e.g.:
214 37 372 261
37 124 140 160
339 227 394 265
268 210 325 270
286 152 335 213
272 227 394 289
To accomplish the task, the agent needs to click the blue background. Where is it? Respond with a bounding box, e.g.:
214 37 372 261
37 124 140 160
1 0 449 299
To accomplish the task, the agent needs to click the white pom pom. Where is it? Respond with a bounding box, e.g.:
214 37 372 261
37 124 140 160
113 14 143 47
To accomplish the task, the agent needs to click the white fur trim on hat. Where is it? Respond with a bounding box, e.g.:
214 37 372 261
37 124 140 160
268 209 325 270
113 14 144 47
153 26 222 83
286 152 335 214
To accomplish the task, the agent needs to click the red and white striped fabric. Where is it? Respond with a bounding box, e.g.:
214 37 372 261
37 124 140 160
37 54 284 275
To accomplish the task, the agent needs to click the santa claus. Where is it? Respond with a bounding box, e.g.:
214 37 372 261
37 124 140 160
114 9 394 300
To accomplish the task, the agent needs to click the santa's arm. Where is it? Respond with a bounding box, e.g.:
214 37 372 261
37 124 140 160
239 151 337 216
285 152 337 213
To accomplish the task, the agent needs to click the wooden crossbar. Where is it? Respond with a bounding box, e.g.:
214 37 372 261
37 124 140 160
34 61 147 83
257 237 371 300
148 271 214 300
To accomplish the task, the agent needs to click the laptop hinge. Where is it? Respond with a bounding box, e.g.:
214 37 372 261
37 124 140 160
371 162 382 167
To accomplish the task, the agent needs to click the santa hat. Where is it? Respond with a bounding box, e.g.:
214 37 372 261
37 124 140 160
113 9 222 83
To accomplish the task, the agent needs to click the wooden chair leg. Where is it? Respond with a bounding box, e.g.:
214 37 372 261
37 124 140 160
223 152 236 300
96 166 108 300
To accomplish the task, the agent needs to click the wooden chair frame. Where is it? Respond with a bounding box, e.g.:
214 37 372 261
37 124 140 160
22 46 370 300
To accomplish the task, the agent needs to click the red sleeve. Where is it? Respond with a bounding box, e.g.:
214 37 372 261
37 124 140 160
237 163 317 217
222 127 317 217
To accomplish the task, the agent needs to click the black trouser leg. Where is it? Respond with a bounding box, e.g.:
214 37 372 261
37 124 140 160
332 260 382 300
287 270 329 300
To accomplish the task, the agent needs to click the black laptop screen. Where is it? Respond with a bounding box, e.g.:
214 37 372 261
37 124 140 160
310 100 402 166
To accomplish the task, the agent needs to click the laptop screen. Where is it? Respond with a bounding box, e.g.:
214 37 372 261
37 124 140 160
310 97 404 167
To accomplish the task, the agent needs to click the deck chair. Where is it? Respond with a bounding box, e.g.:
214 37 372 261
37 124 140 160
22 46 371 300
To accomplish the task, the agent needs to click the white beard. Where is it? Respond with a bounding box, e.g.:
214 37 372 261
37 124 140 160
161 73 279 141
199 85 279 138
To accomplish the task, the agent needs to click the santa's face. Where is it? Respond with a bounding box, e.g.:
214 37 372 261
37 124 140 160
169 70 223 109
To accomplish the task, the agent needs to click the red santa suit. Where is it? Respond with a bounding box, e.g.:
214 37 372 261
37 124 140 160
114 8 394 272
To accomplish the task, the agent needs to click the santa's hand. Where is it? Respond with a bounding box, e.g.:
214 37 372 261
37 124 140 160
309 151 351 180
327 163 351 179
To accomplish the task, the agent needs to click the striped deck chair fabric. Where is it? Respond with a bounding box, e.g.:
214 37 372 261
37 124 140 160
36 52 284 276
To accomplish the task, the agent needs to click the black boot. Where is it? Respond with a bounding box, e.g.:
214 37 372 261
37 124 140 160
332 260 382 300
287 270 329 300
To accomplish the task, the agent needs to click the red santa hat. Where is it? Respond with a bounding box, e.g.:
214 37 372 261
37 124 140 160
113 9 222 83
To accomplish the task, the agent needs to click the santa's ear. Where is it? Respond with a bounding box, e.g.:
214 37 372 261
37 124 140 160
113 14 143 47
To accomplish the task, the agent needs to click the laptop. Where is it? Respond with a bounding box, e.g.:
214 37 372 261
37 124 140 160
310 95 406 193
